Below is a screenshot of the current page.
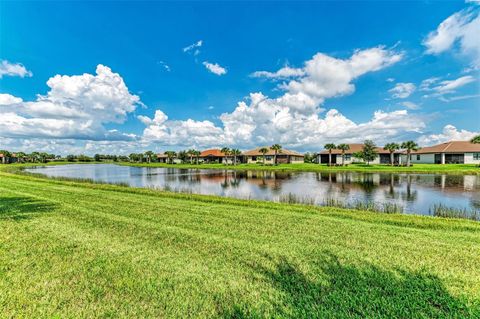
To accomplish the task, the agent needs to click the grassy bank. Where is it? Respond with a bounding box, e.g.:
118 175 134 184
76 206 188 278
1 170 479 317
121 162 480 175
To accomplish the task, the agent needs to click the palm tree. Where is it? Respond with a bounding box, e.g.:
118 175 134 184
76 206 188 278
383 143 400 166
144 151 155 164
221 147 231 165
271 144 282 165
187 149 196 163
164 151 177 164
471 135 480 144
401 141 420 167
324 143 336 166
193 150 201 164
337 144 350 166
259 147 269 165
230 149 242 165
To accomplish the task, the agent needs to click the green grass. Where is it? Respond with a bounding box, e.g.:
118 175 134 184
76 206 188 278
1 170 480 318
120 162 480 175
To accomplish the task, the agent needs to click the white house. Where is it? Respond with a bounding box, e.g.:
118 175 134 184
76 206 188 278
317 144 401 165
402 140 480 164
243 147 304 164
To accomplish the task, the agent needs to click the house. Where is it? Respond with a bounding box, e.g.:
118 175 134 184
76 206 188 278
243 147 304 164
156 153 169 163
317 144 401 165
0 153 18 164
200 149 228 164
402 140 480 164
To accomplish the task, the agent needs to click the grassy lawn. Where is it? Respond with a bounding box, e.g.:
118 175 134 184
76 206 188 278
1 170 480 317
121 162 480 175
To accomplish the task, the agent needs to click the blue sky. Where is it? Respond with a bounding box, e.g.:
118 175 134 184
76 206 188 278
0 1 479 155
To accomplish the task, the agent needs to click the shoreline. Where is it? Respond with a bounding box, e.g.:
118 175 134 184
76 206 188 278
118 162 480 175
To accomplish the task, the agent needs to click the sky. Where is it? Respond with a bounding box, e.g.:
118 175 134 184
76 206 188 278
0 1 479 155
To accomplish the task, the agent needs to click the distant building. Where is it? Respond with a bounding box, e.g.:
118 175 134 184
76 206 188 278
317 144 401 165
156 153 169 163
0 153 18 164
401 141 480 164
200 149 228 164
243 147 304 164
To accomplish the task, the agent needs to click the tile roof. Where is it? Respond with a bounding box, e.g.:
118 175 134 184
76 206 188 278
200 149 226 157
411 141 480 154
243 147 304 157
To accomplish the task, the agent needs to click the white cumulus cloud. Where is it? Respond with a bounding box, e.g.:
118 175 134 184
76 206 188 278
423 7 480 68
0 65 141 141
418 125 479 145
202 61 227 75
0 93 23 105
0 60 32 78
389 82 416 99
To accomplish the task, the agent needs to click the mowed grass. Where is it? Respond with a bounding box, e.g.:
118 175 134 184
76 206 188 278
1 171 480 318
122 162 480 175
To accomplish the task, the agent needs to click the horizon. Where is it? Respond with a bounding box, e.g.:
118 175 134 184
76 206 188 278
1 1 479 156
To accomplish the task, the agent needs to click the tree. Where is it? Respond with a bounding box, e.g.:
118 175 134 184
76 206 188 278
144 151 155 164
324 144 336 166
164 151 177 164
230 149 242 165
14 152 26 163
337 144 350 166
66 154 75 162
259 147 269 165
221 147 231 165
271 144 282 165
193 150 201 164
303 152 316 163
383 143 400 166
401 141 420 167
94 154 101 162
187 149 196 163
358 140 378 165
471 135 480 144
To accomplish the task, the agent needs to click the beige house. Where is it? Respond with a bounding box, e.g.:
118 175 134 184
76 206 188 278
402 141 480 164
243 147 304 164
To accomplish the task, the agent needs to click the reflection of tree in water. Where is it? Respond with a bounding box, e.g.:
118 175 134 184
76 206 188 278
220 171 241 189
400 174 418 202
242 170 292 191
382 174 401 200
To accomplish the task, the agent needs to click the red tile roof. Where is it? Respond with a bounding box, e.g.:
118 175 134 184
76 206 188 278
200 149 226 157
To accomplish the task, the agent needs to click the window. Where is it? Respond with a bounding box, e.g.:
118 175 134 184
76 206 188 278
345 154 351 161
251 156 256 161
417 155 420 160
265 156 272 160
474 153 480 160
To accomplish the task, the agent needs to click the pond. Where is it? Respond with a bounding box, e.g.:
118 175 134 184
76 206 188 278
26 164 480 218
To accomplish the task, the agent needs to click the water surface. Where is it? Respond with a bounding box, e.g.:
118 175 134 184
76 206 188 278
26 164 480 216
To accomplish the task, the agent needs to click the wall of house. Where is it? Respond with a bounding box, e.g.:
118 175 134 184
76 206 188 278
247 155 275 164
289 156 304 164
317 154 381 165
247 155 303 164
401 153 436 164
465 152 480 164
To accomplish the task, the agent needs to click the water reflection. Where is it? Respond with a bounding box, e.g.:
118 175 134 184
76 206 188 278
26 164 480 216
